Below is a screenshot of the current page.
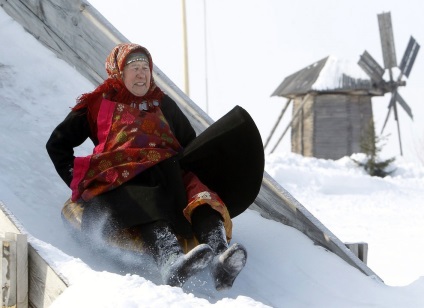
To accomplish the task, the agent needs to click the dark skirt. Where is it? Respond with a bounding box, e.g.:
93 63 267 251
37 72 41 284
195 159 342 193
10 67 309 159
80 156 193 238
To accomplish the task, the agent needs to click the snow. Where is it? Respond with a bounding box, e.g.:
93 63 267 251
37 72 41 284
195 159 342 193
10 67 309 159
312 56 370 90
2 4 424 308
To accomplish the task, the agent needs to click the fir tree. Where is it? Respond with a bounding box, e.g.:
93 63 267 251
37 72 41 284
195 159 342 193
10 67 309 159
352 120 395 177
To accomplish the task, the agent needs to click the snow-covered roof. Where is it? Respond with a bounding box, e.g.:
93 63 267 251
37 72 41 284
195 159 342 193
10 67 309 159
313 56 370 90
272 56 383 98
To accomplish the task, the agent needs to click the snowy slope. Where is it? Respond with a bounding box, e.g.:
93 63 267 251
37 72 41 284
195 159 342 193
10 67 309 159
1 7 424 307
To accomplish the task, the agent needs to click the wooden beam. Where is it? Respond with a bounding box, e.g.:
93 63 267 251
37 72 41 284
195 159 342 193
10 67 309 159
3 232 28 308
181 0 190 96
28 245 68 308
0 238 18 307
264 99 291 150
270 94 312 154
345 242 368 264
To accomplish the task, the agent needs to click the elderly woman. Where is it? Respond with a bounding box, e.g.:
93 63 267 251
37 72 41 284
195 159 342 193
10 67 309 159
46 43 263 290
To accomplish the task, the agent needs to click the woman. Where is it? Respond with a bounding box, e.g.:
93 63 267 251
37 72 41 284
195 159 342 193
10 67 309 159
46 43 252 290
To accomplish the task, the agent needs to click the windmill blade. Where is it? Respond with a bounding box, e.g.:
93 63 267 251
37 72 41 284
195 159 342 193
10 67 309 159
378 12 397 69
381 93 396 134
358 51 385 84
395 91 413 119
399 36 420 78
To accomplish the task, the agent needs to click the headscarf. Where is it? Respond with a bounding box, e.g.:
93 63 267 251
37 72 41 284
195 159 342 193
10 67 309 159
73 43 164 111
125 51 150 66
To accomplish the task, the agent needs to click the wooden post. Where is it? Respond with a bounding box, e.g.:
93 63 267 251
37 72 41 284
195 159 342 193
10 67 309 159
345 242 368 264
1 232 28 308
264 99 292 150
181 0 190 96
270 94 312 154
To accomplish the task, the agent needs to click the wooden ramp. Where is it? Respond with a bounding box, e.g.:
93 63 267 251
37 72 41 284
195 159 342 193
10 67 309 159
0 0 380 281
0 202 68 308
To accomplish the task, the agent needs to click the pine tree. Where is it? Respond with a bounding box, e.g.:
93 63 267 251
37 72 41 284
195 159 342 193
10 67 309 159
352 120 395 177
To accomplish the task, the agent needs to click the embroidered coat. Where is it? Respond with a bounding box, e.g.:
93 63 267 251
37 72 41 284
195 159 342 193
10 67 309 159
46 94 231 239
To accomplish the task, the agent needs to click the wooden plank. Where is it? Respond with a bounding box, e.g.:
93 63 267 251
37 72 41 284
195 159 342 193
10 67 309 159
0 202 67 308
346 242 368 264
378 12 397 69
0 0 381 280
6 233 28 308
28 245 68 308
2 238 17 307
291 96 314 156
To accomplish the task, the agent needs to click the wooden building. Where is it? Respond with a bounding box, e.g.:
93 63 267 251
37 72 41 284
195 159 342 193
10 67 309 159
272 56 385 160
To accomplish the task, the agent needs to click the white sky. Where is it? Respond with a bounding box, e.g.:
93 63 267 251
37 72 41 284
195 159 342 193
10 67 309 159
88 0 424 164
1 3 424 307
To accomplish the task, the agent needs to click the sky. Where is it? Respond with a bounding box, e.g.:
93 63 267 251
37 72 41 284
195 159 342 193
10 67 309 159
1 3 424 307
86 0 424 165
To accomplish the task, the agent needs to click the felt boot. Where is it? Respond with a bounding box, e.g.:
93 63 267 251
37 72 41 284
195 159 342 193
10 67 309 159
192 205 247 290
210 243 247 290
142 221 213 287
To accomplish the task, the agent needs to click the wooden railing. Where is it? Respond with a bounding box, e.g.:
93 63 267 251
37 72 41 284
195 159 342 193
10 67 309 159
0 202 68 308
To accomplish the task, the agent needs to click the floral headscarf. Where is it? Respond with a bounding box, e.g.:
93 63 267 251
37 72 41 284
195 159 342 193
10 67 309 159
105 43 152 80
74 43 164 111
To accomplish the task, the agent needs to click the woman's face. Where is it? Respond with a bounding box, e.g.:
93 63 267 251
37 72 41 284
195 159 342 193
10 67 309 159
122 61 151 97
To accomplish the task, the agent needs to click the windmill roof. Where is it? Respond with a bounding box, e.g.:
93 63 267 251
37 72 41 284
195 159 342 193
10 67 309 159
272 56 382 98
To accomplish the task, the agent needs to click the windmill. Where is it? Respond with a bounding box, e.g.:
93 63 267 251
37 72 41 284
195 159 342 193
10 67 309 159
358 12 420 156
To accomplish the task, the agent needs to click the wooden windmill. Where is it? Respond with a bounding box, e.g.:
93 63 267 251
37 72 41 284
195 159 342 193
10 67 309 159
267 12 419 159
358 12 420 156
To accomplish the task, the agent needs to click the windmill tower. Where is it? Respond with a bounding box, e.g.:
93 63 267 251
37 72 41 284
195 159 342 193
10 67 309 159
267 12 419 159
267 56 379 160
358 12 420 156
